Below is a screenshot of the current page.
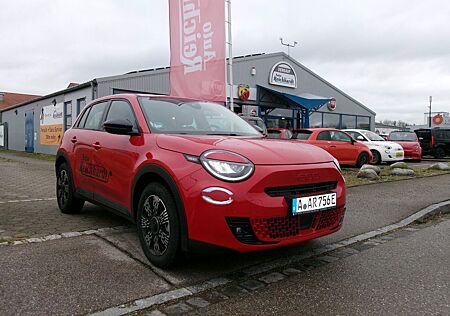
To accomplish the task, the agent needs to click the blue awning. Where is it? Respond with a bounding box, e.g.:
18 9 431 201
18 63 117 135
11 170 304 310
258 86 331 111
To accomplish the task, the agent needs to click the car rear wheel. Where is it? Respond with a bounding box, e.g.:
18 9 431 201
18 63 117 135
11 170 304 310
137 183 180 268
371 150 381 165
56 163 85 214
434 147 445 159
356 152 370 168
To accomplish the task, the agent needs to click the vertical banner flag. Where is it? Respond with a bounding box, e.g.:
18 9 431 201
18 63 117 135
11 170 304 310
169 0 226 102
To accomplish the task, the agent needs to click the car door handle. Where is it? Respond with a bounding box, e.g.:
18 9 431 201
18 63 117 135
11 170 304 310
330 145 336 148
71 136 77 144
92 142 101 150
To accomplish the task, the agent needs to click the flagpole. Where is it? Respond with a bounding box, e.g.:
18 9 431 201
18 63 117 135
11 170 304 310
226 0 234 111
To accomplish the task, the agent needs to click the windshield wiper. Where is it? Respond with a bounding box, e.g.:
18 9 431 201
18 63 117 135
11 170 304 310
206 133 242 136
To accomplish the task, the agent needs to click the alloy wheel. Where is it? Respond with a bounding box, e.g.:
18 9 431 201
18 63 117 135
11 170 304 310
141 195 171 256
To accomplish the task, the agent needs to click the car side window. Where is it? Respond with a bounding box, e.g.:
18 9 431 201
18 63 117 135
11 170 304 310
317 131 330 141
331 131 352 142
83 101 108 130
105 100 137 129
77 106 91 128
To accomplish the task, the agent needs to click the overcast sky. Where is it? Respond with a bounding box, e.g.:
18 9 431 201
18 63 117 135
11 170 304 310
1 0 449 124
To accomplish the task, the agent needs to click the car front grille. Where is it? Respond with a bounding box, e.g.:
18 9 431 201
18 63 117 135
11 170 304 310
265 181 337 197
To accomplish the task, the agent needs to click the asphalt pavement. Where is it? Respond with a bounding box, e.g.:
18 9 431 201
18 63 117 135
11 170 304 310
190 215 450 315
0 152 450 315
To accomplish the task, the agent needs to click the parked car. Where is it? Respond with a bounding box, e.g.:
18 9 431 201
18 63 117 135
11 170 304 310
387 131 422 161
415 128 450 158
292 128 373 167
238 114 267 135
267 128 293 139
343 129 404 164
56 94 346 268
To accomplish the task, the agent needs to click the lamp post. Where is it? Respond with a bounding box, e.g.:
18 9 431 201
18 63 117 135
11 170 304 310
428 96 432 127
280 38 298 56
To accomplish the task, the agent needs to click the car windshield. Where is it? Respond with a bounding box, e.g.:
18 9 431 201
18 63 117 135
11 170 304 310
139 98 261 136
360 130 385 141
389 131 417 142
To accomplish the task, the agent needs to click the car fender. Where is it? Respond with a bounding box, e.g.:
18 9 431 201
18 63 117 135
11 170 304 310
131 163 189 252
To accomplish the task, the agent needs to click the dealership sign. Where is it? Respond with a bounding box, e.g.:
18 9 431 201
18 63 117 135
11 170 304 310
40 103 64 145
269 62 297 88
168 0 226 102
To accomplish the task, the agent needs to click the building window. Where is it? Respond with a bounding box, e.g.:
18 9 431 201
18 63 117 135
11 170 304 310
357 116 370 130
341 115 357 129
309 112 323 128
77 98 86 118
64 101 72 130
323 113 340 128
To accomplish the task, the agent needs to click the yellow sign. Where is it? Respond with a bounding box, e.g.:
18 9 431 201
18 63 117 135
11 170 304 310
40 103 64 145
40 124 64 145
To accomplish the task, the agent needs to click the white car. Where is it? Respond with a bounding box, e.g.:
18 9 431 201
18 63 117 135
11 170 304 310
344 129 404 164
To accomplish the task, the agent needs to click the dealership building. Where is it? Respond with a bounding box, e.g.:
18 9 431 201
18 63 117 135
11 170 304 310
0 52 376 154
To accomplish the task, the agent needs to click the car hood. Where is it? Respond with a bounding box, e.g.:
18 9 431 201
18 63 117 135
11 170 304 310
369 141 403 150
156 134 334 165
392 141 419 149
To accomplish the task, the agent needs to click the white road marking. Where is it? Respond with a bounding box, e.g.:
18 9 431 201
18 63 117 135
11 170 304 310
0 197 56 204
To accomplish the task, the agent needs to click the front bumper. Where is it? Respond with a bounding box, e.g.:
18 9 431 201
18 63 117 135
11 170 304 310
381 149 404 162
179 161 346 252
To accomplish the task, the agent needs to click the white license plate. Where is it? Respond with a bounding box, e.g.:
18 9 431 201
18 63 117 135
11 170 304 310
291 192 336 215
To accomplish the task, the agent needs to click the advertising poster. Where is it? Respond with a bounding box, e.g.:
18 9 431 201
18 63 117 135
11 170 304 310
40 103 64 145
169 0 226 102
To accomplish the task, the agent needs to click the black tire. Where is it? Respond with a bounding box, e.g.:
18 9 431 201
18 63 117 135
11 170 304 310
137 182 180 268
56 163 84 214
356 152 370 168
434 147 445 159
371 150 381 165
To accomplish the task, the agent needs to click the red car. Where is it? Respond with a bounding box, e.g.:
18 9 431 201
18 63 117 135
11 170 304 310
292 128 373 167
56 95 346 268
388 131 422 161
267 128 293 140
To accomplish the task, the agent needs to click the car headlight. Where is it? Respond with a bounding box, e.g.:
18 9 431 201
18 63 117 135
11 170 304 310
332 157 341 171
199 150 254 182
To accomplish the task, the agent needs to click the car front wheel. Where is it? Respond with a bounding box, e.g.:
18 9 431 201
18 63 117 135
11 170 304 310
356 152 370 168
137 183 180 268
56 163 85 214
371 150 381 165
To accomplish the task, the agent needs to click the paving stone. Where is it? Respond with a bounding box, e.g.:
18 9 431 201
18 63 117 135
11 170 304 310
282 268 302 275
301 259 326 268
240 279 265 291
202 290 229 303
318 255 340 263
186 297 210 308
258 272 286 284
350 243 375 252
163 303 193 315
144 310 166 316
220 285 248 298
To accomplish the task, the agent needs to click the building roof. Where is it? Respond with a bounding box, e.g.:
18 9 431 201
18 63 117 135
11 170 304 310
0 92 41 111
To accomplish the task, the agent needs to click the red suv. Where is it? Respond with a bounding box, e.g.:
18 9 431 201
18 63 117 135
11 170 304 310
56 95 346 268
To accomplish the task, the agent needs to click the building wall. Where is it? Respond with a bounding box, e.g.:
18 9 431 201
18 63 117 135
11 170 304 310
1 86 92 154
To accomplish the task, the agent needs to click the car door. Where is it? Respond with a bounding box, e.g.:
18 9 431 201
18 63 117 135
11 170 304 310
92 99 142 214
329 131 358 163
71 101 109 199
310 131 332 152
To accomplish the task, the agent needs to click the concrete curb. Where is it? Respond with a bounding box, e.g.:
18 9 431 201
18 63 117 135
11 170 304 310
88 199 450 316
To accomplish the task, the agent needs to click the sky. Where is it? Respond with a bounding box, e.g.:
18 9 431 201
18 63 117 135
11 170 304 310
1 0 449 124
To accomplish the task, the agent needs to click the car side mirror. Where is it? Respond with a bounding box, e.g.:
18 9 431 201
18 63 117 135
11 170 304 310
356 135 365 141
103 119 139 135
419 137 424 141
